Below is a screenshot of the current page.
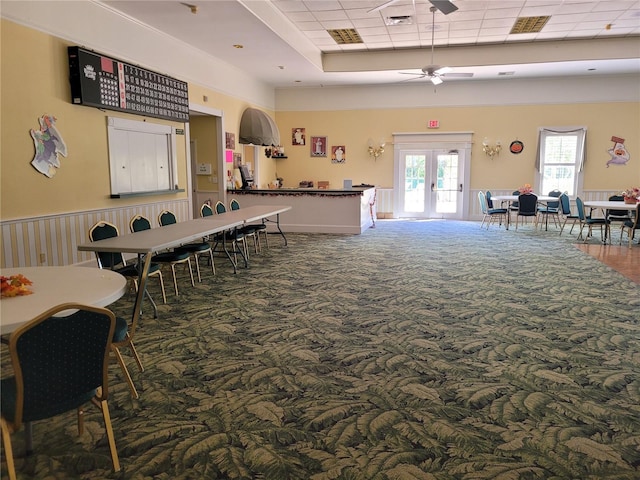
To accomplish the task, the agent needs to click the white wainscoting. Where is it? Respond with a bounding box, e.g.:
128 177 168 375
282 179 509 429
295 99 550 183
1 199 191 268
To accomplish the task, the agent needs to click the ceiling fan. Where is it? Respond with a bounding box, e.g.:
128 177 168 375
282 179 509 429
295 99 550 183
369 0 458 15
398 5 473 85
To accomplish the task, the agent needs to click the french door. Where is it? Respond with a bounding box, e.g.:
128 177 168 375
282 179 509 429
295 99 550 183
397 149 462 218
393 132 472 220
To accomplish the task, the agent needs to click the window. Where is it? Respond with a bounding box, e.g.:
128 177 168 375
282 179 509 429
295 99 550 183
536 127 586 196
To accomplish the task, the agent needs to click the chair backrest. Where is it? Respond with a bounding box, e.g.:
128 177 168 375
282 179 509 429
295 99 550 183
89 221 125 269
230 198 240 211
477 191 488 215
201 203 214 217
630 204 640 229
485 191 494 208
518 194 538 214
559 193 572 215
130 214 152 233
4 303 115 428
547 189 562 208
511 190 520 207
575 197 586 221
158 210 177 226
215 201 226 214
607 194 629 217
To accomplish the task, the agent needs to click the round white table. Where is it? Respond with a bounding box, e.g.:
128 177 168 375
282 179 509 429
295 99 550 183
0 266 127 335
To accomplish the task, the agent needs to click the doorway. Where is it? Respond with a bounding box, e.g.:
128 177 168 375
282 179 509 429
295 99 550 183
393 132 472 220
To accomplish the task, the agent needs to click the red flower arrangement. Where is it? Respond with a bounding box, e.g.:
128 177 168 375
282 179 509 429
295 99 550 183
1 274 33 297
518 183 534 194
622 187 640 204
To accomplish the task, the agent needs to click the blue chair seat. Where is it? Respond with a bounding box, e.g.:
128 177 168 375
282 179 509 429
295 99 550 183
488 208 508 214
151 250 190 263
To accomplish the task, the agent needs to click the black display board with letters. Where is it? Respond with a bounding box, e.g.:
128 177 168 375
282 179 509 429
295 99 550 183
68 46 189 123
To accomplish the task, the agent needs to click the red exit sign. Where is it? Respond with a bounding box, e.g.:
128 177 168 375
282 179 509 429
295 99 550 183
428 120 440 129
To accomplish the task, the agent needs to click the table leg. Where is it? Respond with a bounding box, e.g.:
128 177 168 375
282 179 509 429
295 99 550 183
265 214 288 245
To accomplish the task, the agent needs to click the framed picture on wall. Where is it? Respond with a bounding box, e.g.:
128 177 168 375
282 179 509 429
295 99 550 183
331 145 346 164
233 153 242 168
292 128 306 146
310 136 327 157
225 132 235 149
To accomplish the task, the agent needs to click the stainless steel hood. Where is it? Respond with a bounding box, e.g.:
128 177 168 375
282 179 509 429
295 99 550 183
239 108 280 146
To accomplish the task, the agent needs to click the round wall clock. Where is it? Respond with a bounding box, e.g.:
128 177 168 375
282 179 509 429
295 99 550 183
509 140 524 154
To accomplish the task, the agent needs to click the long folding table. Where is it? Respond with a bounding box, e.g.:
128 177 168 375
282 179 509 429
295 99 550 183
213 205 292 246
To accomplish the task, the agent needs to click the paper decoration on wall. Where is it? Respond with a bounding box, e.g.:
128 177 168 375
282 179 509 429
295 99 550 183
311 136 327 157
606 136 630 168
292 128 305 145
30 115 67 178
331 145 346 164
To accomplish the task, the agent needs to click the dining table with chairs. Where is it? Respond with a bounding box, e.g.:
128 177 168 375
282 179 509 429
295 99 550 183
488 194 560 230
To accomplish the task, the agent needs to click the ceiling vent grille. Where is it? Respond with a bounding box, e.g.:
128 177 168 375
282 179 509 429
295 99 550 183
510 16 550 34
386 15 413 26
328 29 363 45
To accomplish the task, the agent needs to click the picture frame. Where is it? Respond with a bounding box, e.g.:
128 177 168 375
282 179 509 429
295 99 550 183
225 132 235 149
331 145 346 164
292 128 306 146
310 136 327 157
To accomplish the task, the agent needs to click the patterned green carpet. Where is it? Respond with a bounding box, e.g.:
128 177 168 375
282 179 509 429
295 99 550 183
3 220 639 479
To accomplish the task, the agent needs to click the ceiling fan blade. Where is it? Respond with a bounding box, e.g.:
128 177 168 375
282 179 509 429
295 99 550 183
368 0 401 14
434 66 452 75
430 76 444 85
428 0 458 15
442 72 474 78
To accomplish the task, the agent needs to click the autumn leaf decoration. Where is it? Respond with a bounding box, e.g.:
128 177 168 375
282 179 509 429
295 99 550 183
1 274 33 297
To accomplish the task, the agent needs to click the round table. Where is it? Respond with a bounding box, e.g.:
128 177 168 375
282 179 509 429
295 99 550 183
1 266 127 335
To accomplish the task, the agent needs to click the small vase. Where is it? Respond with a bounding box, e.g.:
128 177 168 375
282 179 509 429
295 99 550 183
624 197 637 204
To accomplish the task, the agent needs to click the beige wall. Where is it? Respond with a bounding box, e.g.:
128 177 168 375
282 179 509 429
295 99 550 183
273 104 639 191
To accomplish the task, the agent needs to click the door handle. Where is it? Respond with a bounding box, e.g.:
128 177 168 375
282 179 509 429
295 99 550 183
459 183 463 192
431 182 435 192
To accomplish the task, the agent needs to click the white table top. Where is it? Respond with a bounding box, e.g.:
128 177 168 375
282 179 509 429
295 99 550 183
214 204 292 224
77 216 244 255
583 200 639 210
490 195 559 203
1 266 127 335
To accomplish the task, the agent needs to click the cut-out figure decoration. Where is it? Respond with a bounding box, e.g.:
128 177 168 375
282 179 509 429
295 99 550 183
606 136 629 168
30 115 67 178
292 128 305 145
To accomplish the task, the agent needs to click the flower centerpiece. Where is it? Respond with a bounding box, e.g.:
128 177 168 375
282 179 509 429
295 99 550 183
622 187 640 204
1 274 33 297
518 183 534 194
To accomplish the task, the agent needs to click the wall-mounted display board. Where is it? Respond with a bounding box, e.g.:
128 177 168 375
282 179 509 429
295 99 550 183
68 46 189 123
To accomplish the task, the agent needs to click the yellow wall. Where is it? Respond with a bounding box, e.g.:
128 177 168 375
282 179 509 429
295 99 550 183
2 19 638 225
190 116 218 192
274 104 639 191
0 20 190 220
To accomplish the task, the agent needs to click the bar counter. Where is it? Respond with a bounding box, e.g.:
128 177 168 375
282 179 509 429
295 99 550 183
228 187 376 234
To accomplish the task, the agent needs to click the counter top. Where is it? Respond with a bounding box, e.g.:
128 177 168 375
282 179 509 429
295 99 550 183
229 186 374 195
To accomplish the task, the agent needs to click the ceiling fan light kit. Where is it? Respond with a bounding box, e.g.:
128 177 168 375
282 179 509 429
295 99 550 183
396 2 472 87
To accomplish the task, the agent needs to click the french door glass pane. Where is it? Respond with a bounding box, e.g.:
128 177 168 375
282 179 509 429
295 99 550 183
436 154 458 213
404 154 425 212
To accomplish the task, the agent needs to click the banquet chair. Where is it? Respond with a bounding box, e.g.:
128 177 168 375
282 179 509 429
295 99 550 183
89 221 166 304
607 194 632 232
0 303 121 480
213 201 248 267
558 193 580 236
515 193 539 229
537 189 562 230
230 198 267 252
155 211 214 283
478 191 507 229
575 197 611 244
509 190 521 215
619 203 640 247
155 211 196 295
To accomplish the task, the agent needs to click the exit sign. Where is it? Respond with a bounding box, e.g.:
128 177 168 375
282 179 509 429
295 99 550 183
428 120 440 129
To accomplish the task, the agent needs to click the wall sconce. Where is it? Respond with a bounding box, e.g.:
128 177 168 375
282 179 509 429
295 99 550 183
482 137 502 159
368 138 386 161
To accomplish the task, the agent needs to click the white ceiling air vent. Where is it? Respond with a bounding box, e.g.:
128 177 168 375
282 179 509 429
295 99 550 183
386 16 413 26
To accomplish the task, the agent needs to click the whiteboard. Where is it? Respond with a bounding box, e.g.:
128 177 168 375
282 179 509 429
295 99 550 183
107 117 177 195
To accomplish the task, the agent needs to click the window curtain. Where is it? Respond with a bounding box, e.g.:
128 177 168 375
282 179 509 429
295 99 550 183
535 127 587 173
